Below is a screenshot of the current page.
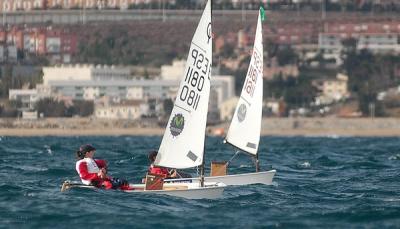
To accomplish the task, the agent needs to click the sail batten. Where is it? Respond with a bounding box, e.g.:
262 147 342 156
225 10 264 156
155 0 212 169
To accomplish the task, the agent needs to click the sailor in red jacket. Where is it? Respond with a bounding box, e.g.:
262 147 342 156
75 144 132 190
147 151 177 178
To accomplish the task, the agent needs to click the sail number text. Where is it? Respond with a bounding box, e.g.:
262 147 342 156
245 50 262 97
179 48 211 110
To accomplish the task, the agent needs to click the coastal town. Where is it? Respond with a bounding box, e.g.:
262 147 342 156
0 0 400 135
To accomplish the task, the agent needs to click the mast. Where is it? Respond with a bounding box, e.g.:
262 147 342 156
200 137 206 187
200 0 212 188
255 153 260 172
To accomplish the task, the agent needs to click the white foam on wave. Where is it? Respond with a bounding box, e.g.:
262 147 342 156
388 154 400 160
24 192 36 197
383 198 400 202
327 134 340 139
300 161 311 168
16 165 48 172
44 145 53 155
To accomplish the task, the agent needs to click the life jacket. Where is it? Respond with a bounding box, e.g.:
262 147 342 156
148 164 169 177
76 158 101 185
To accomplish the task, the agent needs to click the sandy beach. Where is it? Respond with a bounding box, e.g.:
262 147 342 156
1 127 400 137
1 117 400 137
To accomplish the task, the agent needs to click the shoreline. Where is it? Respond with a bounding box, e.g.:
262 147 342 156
1 127 400 137
1 117 400 137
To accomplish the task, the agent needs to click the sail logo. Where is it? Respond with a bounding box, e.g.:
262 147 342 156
207 23 212 44
237 104 247 122
170 113 185 136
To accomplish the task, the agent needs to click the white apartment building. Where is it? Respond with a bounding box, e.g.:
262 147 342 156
9 89 38 110
46 80 178 101
161 59 186 81
95 101 142 120
42 64 131 85
40 63 235 104
318 33 400 54
18 64 236 120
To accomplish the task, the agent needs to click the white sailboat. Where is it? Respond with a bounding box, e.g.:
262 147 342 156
149 0 226 198
61 0 225 199
167 7 276 186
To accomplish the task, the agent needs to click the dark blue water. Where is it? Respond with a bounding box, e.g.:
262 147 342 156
0 136 399 228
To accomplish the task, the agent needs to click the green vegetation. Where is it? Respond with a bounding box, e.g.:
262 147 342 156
36 98 94 117
76 24 187 66
0 65 43 98
0 100 20 117
341 40 400 116
264 73 317 111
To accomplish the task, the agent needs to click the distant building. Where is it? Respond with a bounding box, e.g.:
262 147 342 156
319 33 400 54
313 73 349 105
95 100 142 120
319 22 400 54
160 59 185 81
219 96 238 121
0 44 18 62
0 0 178 11
42 64 132 84
159 60 235 121
22 111 38 119
265 99 285 117
2 26 77 63
38 64 235 122
9 89 38 110
265 58 299 79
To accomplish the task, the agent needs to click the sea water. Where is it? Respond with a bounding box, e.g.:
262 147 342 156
0 136 399 228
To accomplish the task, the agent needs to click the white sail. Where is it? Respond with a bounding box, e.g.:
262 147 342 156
155 0 212 169
225 10 264 156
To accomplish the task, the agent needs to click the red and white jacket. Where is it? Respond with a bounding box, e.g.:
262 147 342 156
76 158 108 185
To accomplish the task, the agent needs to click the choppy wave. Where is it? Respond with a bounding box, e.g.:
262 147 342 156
0 136 399 228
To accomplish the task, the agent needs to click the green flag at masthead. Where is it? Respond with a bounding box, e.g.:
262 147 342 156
260 7 266 22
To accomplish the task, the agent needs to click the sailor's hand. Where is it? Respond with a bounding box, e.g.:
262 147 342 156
169 169 177 177
98 169 107 179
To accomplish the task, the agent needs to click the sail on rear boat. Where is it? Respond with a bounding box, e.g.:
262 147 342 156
166 7 276 186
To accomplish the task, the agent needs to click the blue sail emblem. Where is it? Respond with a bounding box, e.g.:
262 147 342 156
237 104 247 122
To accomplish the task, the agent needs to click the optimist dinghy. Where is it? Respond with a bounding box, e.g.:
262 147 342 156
61 0 225 199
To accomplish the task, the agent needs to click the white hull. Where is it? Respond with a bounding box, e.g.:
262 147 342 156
61 181 226 199
166 170 276 186
127 182 225 199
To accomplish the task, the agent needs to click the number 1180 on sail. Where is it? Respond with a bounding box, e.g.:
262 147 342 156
179 48 211 111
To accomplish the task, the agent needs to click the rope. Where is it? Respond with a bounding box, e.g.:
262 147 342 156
226 150 241 166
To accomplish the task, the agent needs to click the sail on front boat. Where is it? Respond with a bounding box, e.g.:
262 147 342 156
150 0 225 198
61 0 225 199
